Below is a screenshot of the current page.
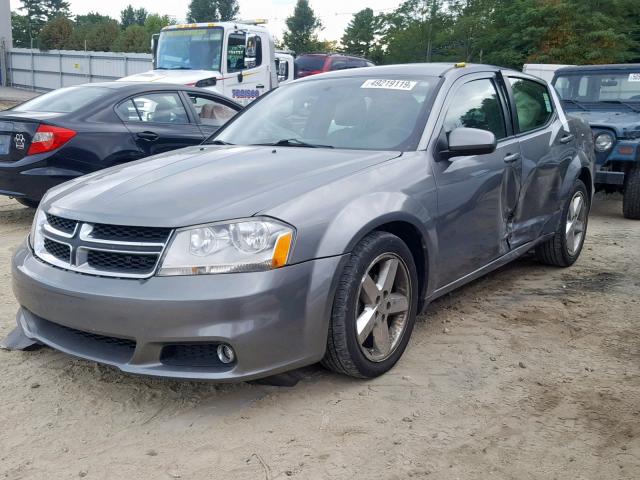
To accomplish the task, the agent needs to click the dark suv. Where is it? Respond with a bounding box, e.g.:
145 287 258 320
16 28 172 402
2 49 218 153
552 64 640 219
294 53 375 79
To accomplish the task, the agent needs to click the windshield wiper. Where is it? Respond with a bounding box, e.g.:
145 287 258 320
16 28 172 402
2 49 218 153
252 138 334 149
561 99 588 111
599 100 640 113
208 139 234 145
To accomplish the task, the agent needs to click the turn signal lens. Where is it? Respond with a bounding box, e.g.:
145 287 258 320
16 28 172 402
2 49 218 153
27 124 77 155
271 232 293 269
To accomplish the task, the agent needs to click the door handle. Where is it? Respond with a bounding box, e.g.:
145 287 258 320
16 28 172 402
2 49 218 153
136 131 159 142
256 84 265 89
559 134 575 144
504 153 521 163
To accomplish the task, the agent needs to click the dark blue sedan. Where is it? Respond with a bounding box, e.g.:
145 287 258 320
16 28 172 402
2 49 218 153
0 82 241 207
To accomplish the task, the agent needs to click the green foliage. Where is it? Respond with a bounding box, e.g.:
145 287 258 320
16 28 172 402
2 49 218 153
11 12 32 47
144 14 175 37
187 0 216 22
217 0 240 21
113 25 150 53
43 0 71 19
121 5 148 29
283 0 323 54
84 19 120 52
38 16 74 50
340 8 379 58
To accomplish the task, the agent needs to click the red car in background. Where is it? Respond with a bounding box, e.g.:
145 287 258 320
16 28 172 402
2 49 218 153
294 53 375 78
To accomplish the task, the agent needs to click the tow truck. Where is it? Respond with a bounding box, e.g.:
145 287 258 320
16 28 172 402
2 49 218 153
120 20 294 105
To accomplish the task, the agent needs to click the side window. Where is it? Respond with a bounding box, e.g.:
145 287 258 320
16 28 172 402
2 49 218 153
508 77 554 132
330 58 348 71
227 33 246 72
348 58 367 69
117 93 189 124
187 94 238 127
443 78 507 140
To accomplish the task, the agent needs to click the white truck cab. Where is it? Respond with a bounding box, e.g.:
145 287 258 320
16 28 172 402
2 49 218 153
120 21 279 105
275 50 295 84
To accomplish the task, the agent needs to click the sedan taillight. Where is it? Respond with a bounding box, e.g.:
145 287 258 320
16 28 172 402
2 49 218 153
27 124 77 156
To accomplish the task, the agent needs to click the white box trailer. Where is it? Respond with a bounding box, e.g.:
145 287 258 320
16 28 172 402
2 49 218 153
523 64 575 83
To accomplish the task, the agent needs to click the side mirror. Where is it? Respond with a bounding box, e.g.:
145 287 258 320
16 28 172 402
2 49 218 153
444 127 497 159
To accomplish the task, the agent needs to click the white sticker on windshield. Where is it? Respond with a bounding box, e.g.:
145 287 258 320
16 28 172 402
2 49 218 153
629 73 640 82
361 79 417 91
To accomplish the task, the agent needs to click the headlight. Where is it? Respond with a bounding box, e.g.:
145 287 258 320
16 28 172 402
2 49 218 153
158 218 294 276
29 206 46 250
594 132 615 152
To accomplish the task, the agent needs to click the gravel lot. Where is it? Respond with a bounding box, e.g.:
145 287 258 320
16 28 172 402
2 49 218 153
0 193 638 479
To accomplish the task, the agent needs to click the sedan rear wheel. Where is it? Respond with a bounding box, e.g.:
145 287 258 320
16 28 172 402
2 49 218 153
322 231 418 378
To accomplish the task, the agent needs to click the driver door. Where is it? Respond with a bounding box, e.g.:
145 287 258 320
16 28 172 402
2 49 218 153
431 74 523 288
223 31 267 106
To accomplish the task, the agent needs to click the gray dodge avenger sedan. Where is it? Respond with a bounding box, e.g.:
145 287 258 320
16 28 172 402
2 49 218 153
6 63 596 381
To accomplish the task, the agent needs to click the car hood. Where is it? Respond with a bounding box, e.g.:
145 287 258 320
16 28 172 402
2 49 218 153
119 69 222 86
568 109 640 136
44 145 399 227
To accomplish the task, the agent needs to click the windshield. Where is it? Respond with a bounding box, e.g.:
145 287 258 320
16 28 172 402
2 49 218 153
212 77 436 151
156 27 223 71
13 86 111 113
553 71 640 103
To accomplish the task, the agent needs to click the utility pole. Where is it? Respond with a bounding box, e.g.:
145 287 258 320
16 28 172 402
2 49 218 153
0 0 12 86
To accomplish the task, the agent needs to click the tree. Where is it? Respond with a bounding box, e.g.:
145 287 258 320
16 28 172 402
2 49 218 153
43 0 71 20
18 0 48 46
341 8 379 58
187 0 216 22
121 5 148 29
144 14 175 36
11 12 31 48
283 0 322 54
38 16 74 50
85 19 120 52
113 25 150 53
217 0 239 21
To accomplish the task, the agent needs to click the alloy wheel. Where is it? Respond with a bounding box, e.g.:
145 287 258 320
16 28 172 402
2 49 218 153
565 191 587 256
355 253 412 362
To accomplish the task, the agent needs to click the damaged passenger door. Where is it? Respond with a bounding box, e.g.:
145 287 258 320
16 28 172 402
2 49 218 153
431 73 522 288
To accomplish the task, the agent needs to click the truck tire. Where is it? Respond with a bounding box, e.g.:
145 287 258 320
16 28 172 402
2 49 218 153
536 179 589 267
322 231 418 379
623 166 640 219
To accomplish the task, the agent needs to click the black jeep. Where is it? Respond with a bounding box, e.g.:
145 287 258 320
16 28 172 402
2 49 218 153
552 64 640 219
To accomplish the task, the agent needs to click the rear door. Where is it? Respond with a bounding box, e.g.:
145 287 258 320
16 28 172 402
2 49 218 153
182 91 240 138
115 91 205 156
504 75 573 246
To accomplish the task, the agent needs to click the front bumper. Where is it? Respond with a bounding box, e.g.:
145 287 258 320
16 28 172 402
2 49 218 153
12 242 346 381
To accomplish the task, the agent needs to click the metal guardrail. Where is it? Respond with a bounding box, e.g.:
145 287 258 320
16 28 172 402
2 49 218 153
7 48 153 91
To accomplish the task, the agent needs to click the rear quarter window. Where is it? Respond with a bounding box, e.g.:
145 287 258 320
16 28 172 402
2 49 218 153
13 86 111 113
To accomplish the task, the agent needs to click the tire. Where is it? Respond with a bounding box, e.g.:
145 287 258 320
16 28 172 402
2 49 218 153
322 231 419 379
535 179 589 267
623 166 640 220
16 198 40 209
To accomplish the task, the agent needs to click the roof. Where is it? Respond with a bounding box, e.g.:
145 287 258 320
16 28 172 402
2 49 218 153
555 64 640 74
161 21 268 31
296 63 519 81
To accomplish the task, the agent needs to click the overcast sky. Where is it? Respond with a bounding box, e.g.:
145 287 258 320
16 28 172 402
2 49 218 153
9 0 400 41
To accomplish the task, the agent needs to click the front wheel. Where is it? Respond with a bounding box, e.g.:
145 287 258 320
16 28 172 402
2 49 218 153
536 179 589 267
623 166 640 219
322 231 419 378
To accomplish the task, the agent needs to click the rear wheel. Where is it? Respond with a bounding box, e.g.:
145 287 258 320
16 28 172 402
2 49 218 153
322 231 418 378
16 198 39 209
535 179 589 267
623 166 640 219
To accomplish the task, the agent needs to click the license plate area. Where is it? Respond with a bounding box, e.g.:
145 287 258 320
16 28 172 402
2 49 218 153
0 135 10 155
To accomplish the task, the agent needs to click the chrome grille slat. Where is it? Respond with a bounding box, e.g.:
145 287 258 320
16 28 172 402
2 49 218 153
35 213 173 279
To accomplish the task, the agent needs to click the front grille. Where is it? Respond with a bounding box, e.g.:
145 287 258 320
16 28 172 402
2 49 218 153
35 212 172 279
91 223 171 243
161 344 227 368
44 238 70 262
46 214 77 235
87 250 158 273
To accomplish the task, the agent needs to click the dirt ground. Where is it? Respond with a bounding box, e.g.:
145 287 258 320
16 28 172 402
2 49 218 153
0 193 638 480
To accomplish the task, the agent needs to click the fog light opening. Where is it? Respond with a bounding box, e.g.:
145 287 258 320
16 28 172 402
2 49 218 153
217 344 236 364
